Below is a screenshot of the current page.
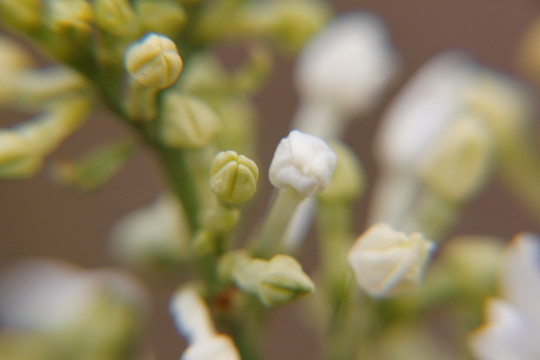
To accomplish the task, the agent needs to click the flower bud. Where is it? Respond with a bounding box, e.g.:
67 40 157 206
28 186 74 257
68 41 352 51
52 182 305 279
375 52 477 170
269 130 337 197
230 253 315 307
257 255 315 306
182 335 240 360
135 0 187 38
318 141 365 202
295 13 399 119
0 131 41 178
47 0 94 37
110 194 189 270
418 114 494 202
125 33 183 88
170 287 216 344
348 222 435 298
464 71 533 142
209 151 258 205
94 0 137 36
171 287 241 360
159 93 221 148
239 0 330 52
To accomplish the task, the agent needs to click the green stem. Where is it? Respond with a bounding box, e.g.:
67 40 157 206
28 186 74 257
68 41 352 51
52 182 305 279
251 187 304 259
317 201 359 360
156 146 202 231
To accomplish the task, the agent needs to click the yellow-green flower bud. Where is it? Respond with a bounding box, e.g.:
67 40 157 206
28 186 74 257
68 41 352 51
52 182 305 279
418 114 494 203
464 72 533 141
125 33 183 88
257 255 315 306
228 253 315 307
47 0 94 37
135 0 187 38
159 93 221 148
0 0 42 31
209 151 258 205
0 131 41 178
318 141 365 203
241 0 330 52
94 0 137 36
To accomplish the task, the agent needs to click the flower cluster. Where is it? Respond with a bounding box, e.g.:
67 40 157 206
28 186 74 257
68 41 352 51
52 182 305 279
0 2 539 360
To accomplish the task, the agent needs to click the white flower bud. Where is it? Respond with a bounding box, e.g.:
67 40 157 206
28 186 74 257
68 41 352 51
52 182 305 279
170 287 216 344
171 287 241 360
295 13 399 118
209 151 259 205
182 335 240 360
269 130 337 197
125 33 183 88
159 93 221 148
348 222 435 298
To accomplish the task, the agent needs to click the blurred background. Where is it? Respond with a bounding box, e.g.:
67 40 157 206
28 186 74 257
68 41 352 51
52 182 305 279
1 0 540 359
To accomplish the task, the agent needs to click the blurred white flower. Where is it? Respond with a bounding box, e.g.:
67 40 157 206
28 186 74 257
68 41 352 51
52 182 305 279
470 233 540 360
375 52 477 170
110 194 189 269
348 222 435 298
294 12 398 134
269 130 337 197
170 287 240 360
0 258 148 359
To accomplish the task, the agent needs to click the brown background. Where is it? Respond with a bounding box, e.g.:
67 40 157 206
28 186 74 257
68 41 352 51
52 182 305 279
2 0 540 359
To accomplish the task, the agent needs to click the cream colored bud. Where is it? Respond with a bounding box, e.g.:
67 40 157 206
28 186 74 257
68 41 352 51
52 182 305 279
182 335 240 360
318 141 365 202
269 130 337 197
125 33 183 88
209 151 258 205
135 0 187 38
231 254 314 307
47 0 94 36
159 94 221 148
348 222 435 298
94 0 137 36
418 114 494 202
464 72 533 141
0 131 41 178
